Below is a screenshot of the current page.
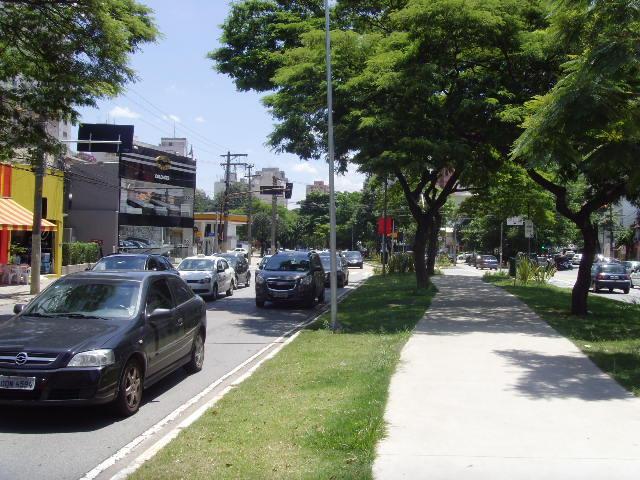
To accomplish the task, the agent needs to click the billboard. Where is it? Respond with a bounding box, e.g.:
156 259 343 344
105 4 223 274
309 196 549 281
77 123 134 153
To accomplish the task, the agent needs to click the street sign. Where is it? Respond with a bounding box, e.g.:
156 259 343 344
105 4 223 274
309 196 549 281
377 217 394 235
524 219 534 238
507 216 524 226
259 185 284 195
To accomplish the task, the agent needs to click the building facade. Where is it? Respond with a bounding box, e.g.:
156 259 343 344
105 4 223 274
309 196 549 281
306 180 330 196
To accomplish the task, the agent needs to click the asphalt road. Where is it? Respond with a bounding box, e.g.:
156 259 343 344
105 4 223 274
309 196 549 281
550 267 640 304
0 265 372 480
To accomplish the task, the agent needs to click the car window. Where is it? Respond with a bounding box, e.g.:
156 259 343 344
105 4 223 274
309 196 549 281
147 257 159 270
265 255 310 272
153 257 167 271
163 257 175 270
146 279 174 313
601 264 625 273
178 259 215 271
218 259 229 270
168 277 194 305
92 256 146 271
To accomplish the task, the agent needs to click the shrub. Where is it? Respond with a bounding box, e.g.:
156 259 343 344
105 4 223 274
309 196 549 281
436 254 452 267
62 242 100 266
516 257 556 285
388 252 415 274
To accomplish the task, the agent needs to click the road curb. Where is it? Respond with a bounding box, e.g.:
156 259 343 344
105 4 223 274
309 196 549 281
83 271 373 480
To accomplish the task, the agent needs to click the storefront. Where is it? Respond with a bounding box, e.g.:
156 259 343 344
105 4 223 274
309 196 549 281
0 163 62 275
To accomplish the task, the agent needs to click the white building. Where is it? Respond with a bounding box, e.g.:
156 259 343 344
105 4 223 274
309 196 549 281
306 180 330 196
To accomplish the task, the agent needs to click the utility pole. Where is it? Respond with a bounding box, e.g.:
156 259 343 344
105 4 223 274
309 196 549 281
499 220 504 270
220 151 248 252
245 164 255 264
271 175 278 255
609 205 615 258
30 152 44 294
382 176 388 275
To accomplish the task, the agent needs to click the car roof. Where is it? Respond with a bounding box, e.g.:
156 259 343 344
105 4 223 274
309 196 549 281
102 253 159 259
271 251 313 259
63 271 172 282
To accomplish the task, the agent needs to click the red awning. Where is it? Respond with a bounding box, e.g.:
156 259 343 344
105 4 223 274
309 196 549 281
0 198 56 232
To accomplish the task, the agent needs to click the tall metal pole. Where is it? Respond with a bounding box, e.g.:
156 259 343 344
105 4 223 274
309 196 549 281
499 220 504 270
221 151 231 252
246 164 254 264
271 175 278 255
30 152 44 294
382 176 388 275
324 0 338 331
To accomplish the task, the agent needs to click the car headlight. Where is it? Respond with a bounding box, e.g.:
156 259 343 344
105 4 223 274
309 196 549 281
300 275 313 285
256 275 265 284
67 349 115 368
198 277 212 284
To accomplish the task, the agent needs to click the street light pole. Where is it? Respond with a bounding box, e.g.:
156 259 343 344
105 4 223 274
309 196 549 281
324 0 338 331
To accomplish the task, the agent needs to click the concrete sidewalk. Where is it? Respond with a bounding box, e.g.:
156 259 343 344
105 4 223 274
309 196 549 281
0 276 55 307
374 275 640 479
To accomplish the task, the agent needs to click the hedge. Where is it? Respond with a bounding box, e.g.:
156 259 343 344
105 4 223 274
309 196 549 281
62 242 100 266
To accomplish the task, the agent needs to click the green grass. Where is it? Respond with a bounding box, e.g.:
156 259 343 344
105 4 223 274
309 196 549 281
485 276 640 396
131 274 435 480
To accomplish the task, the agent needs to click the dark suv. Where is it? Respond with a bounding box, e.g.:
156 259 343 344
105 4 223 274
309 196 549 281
255 252 325 308
591 262 631 294
92 254 177 274
217 253 251 287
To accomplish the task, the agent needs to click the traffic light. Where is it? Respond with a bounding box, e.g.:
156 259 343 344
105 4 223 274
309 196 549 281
285 182 293 199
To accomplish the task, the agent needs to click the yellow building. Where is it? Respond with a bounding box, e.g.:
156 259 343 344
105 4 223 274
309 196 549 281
0 164 64 275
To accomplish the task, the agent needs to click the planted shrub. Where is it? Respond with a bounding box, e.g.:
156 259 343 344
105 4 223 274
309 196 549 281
62 242 100 266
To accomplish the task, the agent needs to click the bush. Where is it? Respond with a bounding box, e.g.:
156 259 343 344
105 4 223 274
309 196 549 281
436 254 452 267
516 257 556 285
62 242 100 266
387 252 415 274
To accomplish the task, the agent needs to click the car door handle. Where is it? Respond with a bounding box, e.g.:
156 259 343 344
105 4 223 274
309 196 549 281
176 317 184 326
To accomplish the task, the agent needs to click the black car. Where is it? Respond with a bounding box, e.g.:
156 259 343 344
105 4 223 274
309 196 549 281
319 254 349 287
0 272 206 416
217 253 251 287
343 250 364 268
591 263 631 294
554 255 573 271
255 252 325 308
92 254 178 274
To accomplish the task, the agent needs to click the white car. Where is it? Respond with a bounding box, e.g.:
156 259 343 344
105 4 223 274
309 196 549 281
177 255 236 300
571 253 583 265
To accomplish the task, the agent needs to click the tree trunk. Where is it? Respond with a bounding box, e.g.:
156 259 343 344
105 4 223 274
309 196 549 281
30 156 44 294
426 213 440 276
413 222 428 289
572 221 598 315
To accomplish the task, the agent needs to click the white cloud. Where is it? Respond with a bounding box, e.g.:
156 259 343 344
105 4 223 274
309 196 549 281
109 106 140 119
162 114 181 123
293 163 318 174
195 116 205 123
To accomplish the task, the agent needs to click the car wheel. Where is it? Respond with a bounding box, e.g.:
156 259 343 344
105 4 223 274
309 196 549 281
338 277 344 288
318 287 325 304
184 331 205 374
210 284 218 301
359 264 363 269
623 288 630 294
226 281 235 296
304 292 316 309
608 288 613 293
591 281 599 293
245 273 250 288
113 359 143 417
256 299 265 308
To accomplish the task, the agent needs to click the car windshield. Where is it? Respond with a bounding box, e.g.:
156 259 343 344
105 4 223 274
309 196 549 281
93 256 146 271
178 259 215 271
345 251 361 259
482 256 497 261
264 256 310 272
601 264 625 273
218 255 238 267
23 279 140 319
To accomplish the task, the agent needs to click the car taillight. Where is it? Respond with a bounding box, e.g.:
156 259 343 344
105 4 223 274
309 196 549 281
624 274 630 280
597 273 606 279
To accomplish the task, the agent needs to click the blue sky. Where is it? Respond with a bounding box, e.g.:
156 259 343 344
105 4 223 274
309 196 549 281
77 0 365 206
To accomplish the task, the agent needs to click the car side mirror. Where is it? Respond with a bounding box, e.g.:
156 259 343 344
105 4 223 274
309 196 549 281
13 304 25 315
147 308 172 322
217 265 225 273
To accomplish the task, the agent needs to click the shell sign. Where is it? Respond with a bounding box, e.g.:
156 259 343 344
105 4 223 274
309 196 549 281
155 155 171 171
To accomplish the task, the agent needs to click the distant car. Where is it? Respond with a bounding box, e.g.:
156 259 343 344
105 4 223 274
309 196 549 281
553 255 573 271
255 251 325 308
319 253 349 287
591 263 631 294
217 253 251 287
623 261 640 288
571 253 583 265
92 254 177 274
177 256 235 299
232 247 248 259
476 255 498 270
343 250 364 269
0 271 206 416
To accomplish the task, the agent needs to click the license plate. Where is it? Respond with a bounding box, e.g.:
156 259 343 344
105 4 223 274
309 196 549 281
0 375 36 390
610 276 618 280
272 291 289 298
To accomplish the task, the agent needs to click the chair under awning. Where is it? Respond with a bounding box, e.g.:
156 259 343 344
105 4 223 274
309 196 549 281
0 198 56 232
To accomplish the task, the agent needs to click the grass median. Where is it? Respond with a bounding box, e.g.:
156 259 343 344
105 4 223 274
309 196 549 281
485 275 640 396
132 273 435 480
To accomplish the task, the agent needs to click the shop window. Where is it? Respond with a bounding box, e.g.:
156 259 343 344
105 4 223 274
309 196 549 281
41 197 47 219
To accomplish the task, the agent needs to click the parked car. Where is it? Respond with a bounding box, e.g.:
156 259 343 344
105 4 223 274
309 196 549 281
177 255 235 299
554 255 573 271
623 261 640 288
319 253 349 287
92 254 177 274
343 250 364 268
591 263 631 294
476 255 499 270
216 253 251 288
232 247 248 259
571 253 583 265
257 255 271 271
255 251 325 308
0 271 206 416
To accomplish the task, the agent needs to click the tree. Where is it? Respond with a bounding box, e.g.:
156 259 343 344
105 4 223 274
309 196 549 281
194 189 217 212
0 0 159 292
511 0 640 314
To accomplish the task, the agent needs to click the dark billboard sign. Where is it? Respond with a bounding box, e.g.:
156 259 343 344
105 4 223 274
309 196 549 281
77 123 134 153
